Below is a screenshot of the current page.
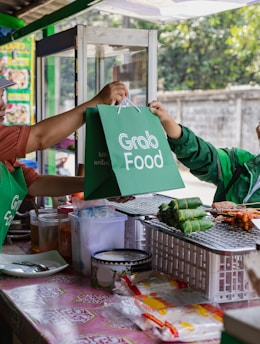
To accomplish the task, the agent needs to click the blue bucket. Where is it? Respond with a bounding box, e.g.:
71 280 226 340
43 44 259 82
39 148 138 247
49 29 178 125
20 159 38 170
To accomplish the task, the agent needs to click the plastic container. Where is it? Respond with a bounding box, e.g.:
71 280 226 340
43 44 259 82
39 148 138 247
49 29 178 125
124 215 147 249
107 194 173 249
38 213 69 253
69 210 128 276
57 204 73 263
57 204 74 263
57 204 74 215
20 159 38 170
29 208 57 253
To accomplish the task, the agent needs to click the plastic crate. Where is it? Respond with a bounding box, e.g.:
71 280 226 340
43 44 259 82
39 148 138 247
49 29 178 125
141 219 260 303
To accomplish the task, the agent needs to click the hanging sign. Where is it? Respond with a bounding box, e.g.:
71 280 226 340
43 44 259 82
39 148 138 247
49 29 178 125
0 36 34 125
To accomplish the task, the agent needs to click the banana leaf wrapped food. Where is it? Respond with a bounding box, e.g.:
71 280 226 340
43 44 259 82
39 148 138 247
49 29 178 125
168 197 202 210
178 218 214 233
174 208 207 222
158 203 175 224
157 197 214 233
158 201 206 226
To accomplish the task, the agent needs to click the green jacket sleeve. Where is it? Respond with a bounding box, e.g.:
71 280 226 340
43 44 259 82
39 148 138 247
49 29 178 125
167 126 259 204
167 126 220 185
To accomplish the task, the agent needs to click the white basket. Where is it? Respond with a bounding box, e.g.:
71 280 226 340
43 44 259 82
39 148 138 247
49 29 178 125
108 195 260 303
124 215 147 250
142 222 258 303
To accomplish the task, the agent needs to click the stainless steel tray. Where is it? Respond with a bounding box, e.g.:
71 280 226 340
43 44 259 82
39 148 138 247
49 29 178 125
141 218 260 255
108 194 174 216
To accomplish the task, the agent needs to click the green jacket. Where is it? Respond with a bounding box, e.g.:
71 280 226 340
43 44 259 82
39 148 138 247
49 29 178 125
168 126 260 205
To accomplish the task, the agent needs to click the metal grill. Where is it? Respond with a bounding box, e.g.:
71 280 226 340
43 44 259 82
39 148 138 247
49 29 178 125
142 218 260 254
140 222 259 302
108 194 173 216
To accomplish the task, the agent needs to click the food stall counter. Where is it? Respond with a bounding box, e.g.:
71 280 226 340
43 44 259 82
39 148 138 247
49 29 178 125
0 242 227 344
2 230 260 344
0 245 155 344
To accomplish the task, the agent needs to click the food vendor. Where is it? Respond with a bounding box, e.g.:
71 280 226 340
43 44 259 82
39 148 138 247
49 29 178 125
0 77 128 248
149 100 260 206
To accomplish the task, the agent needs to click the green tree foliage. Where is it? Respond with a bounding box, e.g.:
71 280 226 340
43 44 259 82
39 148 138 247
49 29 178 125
60 5 259 91
131 4 260 90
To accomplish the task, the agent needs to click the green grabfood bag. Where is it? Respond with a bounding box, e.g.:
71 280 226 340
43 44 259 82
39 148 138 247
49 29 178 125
84 104 184 200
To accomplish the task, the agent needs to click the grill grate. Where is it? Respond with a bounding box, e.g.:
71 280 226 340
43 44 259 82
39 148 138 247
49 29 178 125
109 194 260 254
108 194 173 215
142 218 260 254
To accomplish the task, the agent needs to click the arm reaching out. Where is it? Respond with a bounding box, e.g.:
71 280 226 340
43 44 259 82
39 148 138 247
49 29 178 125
26 81 128 154
27 175 84 197
149 100 182 140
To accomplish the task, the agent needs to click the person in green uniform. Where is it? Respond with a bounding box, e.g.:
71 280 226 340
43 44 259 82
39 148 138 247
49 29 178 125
149 100 260 206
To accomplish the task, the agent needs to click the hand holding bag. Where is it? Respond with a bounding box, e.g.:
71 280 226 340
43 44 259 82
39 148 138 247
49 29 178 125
84 99 184 200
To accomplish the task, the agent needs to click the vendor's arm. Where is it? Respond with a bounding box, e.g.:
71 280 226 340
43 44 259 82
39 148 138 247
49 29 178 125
0 81 128 161
27 175 135 203
27 175 84 197
26 81 128 153
149 100 219 185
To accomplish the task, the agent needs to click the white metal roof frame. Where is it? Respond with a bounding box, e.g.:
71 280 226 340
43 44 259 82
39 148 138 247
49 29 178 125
0 0 259 46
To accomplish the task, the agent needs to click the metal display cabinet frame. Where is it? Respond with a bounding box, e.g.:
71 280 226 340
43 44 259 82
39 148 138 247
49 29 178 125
35 25 158 183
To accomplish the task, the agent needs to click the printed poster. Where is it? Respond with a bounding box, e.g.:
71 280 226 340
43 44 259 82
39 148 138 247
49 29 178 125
0 36 34 125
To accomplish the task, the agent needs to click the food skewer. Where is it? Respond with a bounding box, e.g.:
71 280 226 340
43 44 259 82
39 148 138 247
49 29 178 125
206 202 260 231
236 202 260 207
205 208 260 216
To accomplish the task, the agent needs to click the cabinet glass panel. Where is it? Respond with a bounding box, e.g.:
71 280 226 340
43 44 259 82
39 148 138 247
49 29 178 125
86 44 148 105
42 53 76 176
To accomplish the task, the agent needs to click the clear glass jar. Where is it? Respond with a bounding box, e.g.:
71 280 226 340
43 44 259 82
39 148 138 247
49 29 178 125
57 205 74 263
38 213 69 253
29 208 57 253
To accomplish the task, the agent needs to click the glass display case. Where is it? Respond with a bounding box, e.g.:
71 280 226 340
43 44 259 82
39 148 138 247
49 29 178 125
35 25 157 205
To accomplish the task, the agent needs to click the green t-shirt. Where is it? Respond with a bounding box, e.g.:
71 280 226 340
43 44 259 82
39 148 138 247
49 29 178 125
0 163 28 249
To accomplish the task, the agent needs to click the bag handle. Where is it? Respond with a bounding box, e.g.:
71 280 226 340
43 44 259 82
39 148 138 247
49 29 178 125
117 97 141 114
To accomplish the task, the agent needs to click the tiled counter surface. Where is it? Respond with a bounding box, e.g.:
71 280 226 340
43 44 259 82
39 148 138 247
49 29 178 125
0 261 161 344
0 243 257 344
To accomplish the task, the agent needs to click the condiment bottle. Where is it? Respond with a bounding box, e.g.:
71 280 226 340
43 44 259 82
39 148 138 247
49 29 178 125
57 204 74 263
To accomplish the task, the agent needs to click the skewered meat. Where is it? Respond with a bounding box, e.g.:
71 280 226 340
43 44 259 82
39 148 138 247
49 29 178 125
211 207 260 231
212 201 237 210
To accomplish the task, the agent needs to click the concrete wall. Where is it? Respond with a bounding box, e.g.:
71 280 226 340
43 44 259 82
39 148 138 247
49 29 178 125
156 86 260 155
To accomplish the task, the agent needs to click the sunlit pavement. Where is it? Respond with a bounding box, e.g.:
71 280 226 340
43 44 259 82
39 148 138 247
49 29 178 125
158 170 216 207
